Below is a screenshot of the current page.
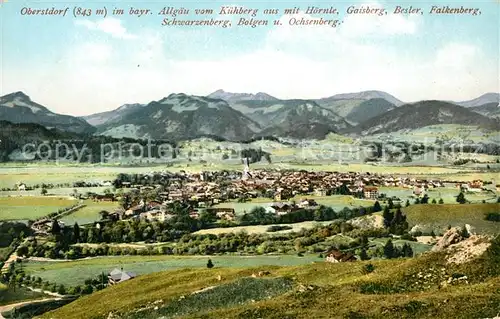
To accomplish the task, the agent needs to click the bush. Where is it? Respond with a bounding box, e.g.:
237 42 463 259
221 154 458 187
485 212 500 222
362 263 375 274
57 284 66 295
400 233 417 241
206 259 214 269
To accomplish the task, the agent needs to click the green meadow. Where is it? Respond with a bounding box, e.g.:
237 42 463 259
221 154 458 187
404 203 500 235
60 201 119 225
0 196 77 221
23 255 320 287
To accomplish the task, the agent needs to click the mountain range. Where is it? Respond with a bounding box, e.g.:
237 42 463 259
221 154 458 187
207 89 278 104
0 92 95 134
95 93 260 141
470 102 500 119
82 103 146 126
0 90 498 141
352 100 500 135
457 93 500 108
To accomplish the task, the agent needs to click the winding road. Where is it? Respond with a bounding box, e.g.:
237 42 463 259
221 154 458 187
0 298 60 319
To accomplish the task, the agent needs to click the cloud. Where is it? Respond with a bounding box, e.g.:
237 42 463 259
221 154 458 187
75 18 136 39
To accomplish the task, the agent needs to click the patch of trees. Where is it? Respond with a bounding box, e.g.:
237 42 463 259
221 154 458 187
383 239 414 259
19 221 360 258
239 205 377 226
0 222 32 248
240 148 271 164
382 207 409 235
0 222 32 262
413 194 430 205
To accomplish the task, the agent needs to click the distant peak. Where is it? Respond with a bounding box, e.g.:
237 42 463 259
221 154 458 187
167 93 187 97
207 89 278 102
1 91 30 100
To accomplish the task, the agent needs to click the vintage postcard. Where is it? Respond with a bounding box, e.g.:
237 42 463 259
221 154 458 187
0 0 499 318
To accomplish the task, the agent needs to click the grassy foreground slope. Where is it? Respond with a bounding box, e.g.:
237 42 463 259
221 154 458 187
23 255 319 287
40 238 500 319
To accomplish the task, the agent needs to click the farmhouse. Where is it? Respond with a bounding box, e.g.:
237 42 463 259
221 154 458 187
297 198 318 208
413 186 425 197
268 202 300 215
108 268 137 285
325 249 357 263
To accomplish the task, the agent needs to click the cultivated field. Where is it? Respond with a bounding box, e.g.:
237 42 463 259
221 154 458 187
60 201 119 225
379 186 498 204
22 255 320 287
0 187 110 198
0 196 77 221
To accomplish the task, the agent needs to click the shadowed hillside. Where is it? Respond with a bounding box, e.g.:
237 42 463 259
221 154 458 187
352 100 500 135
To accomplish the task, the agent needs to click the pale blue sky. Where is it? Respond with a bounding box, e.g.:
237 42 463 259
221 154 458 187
1 0 499 115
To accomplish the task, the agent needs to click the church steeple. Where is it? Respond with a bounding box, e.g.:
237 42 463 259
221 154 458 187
242 158 252 180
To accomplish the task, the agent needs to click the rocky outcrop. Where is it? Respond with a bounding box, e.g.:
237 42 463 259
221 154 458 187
432 227 467 252
446 235 491 264
428 224 490 265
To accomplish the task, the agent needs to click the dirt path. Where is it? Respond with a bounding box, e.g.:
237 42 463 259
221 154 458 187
26 256 99 263
24 286 64 298
0 253 18 274
0 298 60 319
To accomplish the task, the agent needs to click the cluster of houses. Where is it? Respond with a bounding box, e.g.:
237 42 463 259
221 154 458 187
106 166 498 222
264 199 319 215
457 180 496 193
109 198 238 222
113 168 460 203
